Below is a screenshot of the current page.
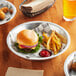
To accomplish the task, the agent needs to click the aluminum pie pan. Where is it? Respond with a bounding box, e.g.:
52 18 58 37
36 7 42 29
0 0 16 25
64 52 76 76
6 21 70 60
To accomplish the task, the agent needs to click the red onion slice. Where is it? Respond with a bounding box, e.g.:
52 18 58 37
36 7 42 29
20 44 38 48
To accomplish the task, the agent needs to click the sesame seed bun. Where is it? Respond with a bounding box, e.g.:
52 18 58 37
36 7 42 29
17 30 38 46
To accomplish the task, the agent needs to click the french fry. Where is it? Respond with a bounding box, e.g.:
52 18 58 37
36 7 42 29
43 32 49 40
52 36 61 46
43 38 48 43
49 40 53 50
47 31 55 50
52 40 57 54
55 32 67 44
53 34 62 53
42 30 64 55
42 42 47 48
56 43 61 52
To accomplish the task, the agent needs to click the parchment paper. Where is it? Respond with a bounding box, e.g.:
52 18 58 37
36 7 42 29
6 67 44 76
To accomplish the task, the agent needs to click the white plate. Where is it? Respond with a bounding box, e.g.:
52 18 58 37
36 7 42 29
64 52 76 76
0 0 16 25
7 21 70 60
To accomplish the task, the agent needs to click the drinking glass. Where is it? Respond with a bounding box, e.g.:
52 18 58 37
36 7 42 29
63 0 76 21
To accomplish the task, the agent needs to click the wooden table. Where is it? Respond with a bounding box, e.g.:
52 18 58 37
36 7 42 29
0 0 76 76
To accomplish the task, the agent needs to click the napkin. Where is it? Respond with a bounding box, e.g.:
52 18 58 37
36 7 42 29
6 67 44 76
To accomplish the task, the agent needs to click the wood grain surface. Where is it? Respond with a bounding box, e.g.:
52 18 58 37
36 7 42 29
0 0 76 76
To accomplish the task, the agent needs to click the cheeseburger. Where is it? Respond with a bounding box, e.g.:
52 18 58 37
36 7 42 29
16 29 39 52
